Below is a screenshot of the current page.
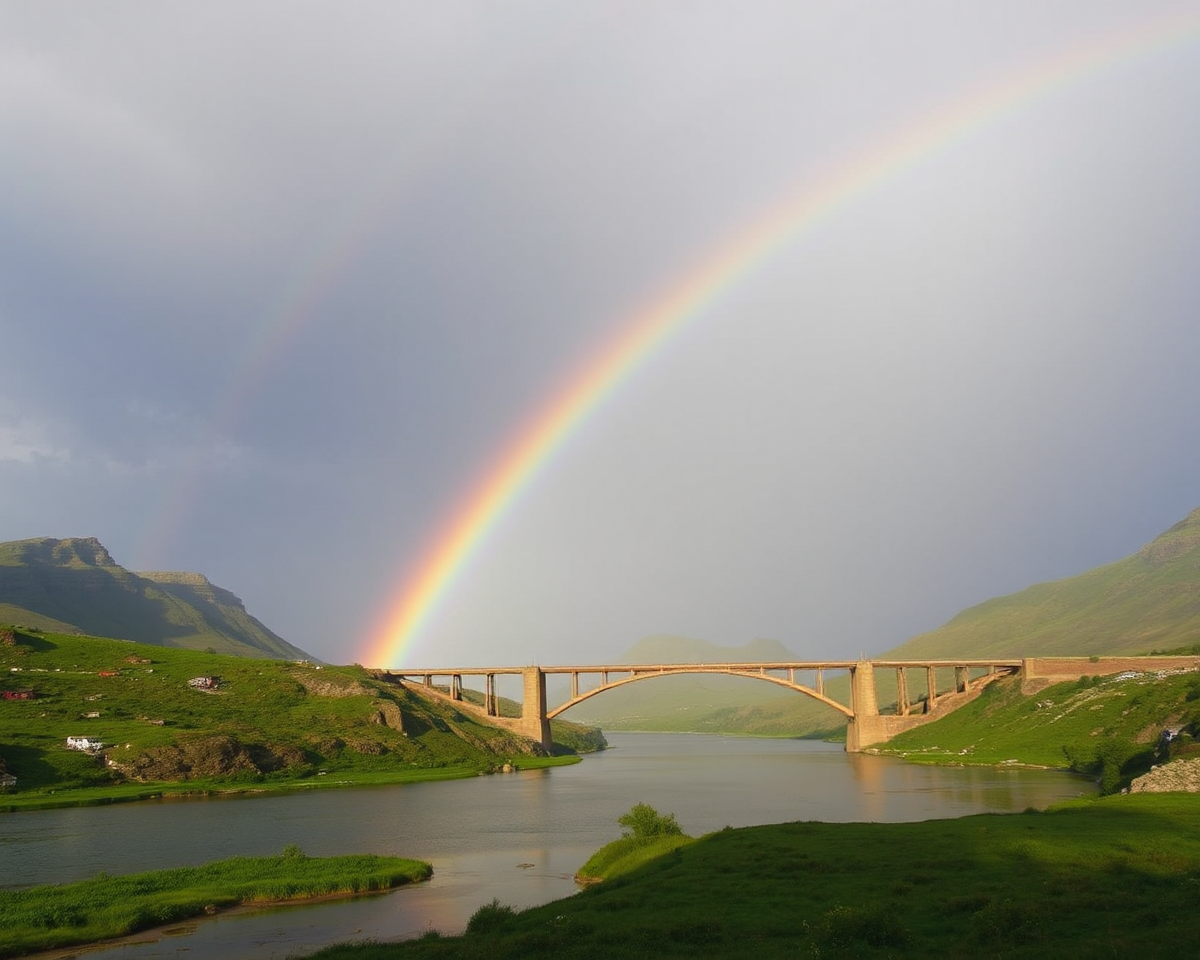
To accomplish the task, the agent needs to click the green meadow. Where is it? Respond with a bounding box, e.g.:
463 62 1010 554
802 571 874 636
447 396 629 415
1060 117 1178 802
0 848 431 959
306 793 1200 960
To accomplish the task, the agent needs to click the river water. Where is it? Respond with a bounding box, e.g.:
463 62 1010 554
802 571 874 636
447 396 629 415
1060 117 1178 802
1 734 1094 959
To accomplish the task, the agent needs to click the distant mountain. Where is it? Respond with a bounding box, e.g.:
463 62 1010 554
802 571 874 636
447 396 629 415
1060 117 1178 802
618 634 799 664
563 634 813 731
0 537 311 660
570 509 1200 737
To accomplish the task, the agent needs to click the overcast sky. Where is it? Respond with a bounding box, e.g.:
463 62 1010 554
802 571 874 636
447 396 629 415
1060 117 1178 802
2 1 1199 668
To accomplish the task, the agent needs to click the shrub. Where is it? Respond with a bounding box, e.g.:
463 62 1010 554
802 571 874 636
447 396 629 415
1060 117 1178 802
808 904 911 949
466 898 515 934
617 802 683 839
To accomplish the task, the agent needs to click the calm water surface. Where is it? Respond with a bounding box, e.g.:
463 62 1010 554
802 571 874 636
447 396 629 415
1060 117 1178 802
2 734 1094 958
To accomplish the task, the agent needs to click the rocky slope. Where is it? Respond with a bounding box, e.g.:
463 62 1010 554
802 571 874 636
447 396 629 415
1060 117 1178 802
0 536 310 660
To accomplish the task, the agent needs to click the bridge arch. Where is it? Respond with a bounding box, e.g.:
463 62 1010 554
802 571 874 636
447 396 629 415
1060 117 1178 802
545 666 854 720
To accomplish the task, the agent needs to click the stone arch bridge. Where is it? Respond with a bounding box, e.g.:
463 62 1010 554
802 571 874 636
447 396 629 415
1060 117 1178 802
385 659 1028 752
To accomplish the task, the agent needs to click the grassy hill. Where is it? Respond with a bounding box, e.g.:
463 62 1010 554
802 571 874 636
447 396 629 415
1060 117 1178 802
308 793 1200 959
0 627 601 808
876 669 1200 792
568 509 1200 738
0 537 310 659
885 507 1200 659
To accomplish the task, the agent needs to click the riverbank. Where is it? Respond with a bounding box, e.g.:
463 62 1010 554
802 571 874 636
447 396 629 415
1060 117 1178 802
0 850 432 959
0 629 604 813
0 754 581 812
306 792 1200 959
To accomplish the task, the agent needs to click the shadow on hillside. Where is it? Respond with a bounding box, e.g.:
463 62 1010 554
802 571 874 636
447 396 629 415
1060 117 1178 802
10 631 55 653
0 567 199 645
1 741 80 791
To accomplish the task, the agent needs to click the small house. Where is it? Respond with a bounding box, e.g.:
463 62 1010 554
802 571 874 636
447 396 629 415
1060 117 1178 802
66 736 104 752
188 676 219 690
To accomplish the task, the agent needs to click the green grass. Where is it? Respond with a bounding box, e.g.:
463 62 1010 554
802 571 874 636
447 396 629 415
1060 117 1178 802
575 834 699 882
876 671 1200 791
303 793 1200 959
0 847 432 958
0 628 599 809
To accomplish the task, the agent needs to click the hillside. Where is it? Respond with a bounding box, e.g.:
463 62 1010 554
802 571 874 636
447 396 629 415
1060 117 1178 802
877 669 1200 793
0 537 310 660
571 509 1200 738
0 628 601 807
884 507 1200 659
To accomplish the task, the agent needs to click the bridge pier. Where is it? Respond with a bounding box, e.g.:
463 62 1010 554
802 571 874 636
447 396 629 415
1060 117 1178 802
485 673 497 716
955 665 970 693
846 660 888 752
519 667 552 751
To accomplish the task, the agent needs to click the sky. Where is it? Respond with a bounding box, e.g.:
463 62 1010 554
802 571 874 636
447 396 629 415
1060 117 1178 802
2 1 1199 670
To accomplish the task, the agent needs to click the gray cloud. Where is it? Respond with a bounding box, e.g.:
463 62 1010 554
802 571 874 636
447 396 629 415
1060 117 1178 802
2 1 1198 666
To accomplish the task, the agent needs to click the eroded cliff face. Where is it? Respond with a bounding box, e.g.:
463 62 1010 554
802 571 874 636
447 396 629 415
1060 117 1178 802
117 735 311 781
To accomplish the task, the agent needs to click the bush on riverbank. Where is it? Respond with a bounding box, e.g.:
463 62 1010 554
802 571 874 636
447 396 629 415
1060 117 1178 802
306 793 1200 959
575 803 695 883
0 848 431 958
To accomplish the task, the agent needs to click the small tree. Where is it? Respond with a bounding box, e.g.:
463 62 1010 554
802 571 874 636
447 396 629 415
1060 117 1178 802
618 802 682 840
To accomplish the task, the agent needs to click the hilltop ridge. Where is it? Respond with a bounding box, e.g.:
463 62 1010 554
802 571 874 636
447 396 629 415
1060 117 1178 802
0 536 310 660
891 506 1200 660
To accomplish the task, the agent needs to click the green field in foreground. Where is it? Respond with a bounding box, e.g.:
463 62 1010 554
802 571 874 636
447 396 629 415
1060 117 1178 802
0 848 431 958
307 793 1200 959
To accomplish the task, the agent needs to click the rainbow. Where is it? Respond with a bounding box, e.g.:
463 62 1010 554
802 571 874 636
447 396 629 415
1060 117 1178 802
355 9 1199 666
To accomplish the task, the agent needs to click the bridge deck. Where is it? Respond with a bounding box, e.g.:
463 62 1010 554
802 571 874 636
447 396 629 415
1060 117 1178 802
388 659 1023 676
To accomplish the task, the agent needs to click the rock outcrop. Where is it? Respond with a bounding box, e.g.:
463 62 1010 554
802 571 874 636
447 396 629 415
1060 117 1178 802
1127 758 1200 794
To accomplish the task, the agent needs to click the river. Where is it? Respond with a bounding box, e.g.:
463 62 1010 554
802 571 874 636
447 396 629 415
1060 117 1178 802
1 734 1094 959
